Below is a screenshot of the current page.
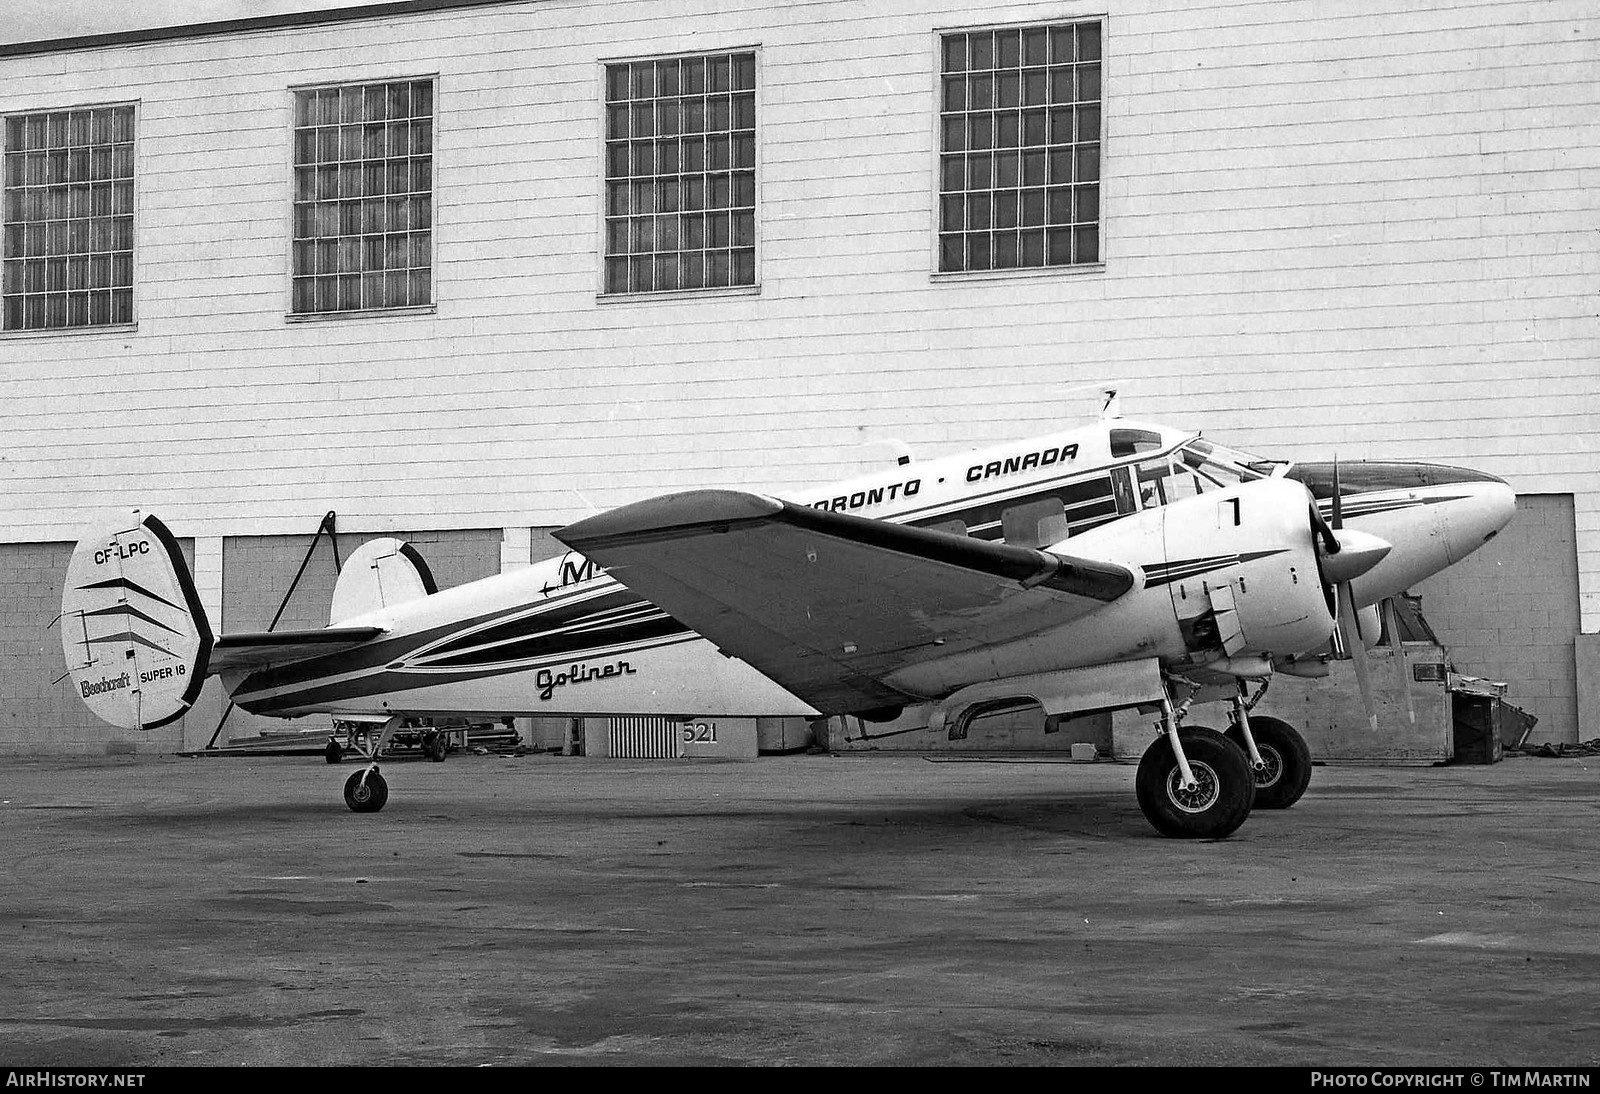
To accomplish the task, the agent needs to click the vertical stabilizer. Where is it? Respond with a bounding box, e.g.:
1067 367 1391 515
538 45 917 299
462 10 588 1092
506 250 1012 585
329 537 437 624
60 512 213 730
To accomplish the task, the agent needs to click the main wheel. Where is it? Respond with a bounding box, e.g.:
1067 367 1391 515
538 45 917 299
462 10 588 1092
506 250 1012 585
1226 715 1312 810
324 739 343 765
343 768 389 813
1135 726 1255 839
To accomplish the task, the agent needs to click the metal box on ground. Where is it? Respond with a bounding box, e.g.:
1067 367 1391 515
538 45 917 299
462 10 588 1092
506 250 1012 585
1449 674 1508 765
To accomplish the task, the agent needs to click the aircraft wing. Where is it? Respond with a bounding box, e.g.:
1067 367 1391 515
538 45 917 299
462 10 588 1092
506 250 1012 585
555 490 1135 714
209 626 387 673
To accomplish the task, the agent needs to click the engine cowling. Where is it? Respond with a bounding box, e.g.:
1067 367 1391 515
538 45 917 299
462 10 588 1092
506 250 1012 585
1154 477 1337 665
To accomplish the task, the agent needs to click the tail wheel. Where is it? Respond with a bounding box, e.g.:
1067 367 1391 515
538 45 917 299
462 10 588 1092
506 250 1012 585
1226 716 1312 810
343 768 389 813
1135 726 1254 839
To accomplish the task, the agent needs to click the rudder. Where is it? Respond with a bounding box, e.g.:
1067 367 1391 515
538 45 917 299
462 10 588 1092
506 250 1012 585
60 511 213 730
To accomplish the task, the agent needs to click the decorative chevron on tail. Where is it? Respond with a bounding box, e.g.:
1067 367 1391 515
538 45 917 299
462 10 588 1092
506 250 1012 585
59 511 213 730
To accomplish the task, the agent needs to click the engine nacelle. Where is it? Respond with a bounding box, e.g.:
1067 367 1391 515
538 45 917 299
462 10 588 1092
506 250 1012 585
1153 477 1337 667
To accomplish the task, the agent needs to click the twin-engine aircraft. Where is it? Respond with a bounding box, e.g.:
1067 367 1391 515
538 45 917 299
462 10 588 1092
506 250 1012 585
59 408 1514 838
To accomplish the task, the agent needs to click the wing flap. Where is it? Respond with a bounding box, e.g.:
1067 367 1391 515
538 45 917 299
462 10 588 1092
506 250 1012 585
210 626 387 673
555 490 1134 714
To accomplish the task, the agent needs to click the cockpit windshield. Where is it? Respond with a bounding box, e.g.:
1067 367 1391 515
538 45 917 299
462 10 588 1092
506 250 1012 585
1132 436 1288 510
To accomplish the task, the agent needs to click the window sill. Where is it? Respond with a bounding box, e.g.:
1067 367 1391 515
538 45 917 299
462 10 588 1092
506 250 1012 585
597 284 761 304
0 322 138 340
285 304 437 322
930 263 1106 284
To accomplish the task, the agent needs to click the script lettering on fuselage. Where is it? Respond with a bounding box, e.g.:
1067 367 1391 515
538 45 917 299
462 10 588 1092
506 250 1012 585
542 553 608 597
965 443 1079 485
811 478 922 513
536 659 637 702
560 555 604 586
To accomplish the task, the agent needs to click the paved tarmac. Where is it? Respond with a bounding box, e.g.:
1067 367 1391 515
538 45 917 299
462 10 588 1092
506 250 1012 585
1 749 1597 1068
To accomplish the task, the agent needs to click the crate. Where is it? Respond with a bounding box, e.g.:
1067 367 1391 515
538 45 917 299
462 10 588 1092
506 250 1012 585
1452 694 1503 764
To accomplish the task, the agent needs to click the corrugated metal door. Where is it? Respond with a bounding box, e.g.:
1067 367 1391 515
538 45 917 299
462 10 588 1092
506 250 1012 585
608 716 683 759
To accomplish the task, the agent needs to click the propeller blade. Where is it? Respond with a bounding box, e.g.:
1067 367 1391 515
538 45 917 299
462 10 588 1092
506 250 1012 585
1382 597 1416 725
1338 582 1379 732
1331 456 1344 529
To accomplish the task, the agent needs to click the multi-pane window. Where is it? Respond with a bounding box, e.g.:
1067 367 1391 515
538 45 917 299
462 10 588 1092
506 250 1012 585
2 105 136 331
938 21 1101 272
604 52 756 294
292 79 433 314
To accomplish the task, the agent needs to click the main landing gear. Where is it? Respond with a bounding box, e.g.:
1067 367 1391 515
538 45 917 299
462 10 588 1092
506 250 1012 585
1227 713 1312 810
1135 724 1255 839
1133 676 1313 837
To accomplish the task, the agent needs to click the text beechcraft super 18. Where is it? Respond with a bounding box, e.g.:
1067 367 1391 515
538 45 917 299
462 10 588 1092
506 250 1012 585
59 405 1513 838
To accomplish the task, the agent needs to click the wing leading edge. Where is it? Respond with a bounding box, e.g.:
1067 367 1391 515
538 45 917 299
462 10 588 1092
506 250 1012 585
555 490 1135 715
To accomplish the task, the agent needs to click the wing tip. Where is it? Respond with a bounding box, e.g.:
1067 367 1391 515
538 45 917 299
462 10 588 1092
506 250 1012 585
557 489 783 549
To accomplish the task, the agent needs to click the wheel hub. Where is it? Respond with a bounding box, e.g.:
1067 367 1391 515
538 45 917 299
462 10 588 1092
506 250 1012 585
1254 745 1283 789
1165 759 1220 813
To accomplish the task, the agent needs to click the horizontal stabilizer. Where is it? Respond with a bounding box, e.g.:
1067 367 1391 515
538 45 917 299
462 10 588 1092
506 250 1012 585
211 626 387 673
556 490 1134 715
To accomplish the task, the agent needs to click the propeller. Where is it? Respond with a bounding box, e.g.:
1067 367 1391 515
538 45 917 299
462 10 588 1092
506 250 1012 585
1382 597 1417 725
1311 458 1392 732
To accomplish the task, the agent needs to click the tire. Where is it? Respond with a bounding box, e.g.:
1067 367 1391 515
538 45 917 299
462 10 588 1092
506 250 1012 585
1135 726 1255 839
426 732 448 763
343 768 389 813
1226 715 1312 810
324 739 343 765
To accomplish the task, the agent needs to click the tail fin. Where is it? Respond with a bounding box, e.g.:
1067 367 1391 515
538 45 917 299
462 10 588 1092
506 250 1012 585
60 511 213 730
329 537 436 624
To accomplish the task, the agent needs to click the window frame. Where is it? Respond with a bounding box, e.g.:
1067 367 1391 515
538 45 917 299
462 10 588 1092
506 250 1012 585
0 99 140 336
595 45 763 302
929 14 1107 281
284 73 440 322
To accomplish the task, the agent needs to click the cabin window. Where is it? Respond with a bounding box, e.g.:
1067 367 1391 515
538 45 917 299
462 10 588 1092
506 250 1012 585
290 78 435 315
1 104 136 330
603 52 757 294
1002 498 1069 548
937 20 1101 273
